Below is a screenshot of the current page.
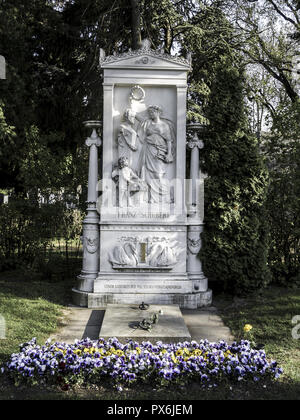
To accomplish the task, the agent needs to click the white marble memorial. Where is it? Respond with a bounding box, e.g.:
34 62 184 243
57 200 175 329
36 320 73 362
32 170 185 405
72 40 212 309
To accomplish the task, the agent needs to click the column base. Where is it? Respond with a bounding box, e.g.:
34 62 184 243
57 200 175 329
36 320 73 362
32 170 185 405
188 274 208 293
76 274 95 293
71 288 212 310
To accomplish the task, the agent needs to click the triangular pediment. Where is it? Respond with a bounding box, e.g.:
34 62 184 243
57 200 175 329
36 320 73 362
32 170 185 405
100 48 191 71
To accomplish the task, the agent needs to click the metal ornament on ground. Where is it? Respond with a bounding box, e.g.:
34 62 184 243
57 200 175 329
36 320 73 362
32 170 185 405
139 302 149 311
138 313 159 332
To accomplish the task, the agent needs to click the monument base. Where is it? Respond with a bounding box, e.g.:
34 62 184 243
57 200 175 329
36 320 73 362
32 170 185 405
99 304 191 343
72 288 212 309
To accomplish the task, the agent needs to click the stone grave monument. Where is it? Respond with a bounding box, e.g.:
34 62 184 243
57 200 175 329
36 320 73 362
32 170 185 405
72 40 212 309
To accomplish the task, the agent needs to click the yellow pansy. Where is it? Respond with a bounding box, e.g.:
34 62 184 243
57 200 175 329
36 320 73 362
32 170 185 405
244 324 253 333
171 354 179 364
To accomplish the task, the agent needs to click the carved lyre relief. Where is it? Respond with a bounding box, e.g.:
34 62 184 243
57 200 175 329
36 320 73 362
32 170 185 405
109 236 180 269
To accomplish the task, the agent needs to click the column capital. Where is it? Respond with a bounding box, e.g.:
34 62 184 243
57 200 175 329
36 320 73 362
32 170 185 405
103 83 114 91
84 121 102 148
187 136 204 150
177 85 188 91
187 122 206 150
86 135 101 148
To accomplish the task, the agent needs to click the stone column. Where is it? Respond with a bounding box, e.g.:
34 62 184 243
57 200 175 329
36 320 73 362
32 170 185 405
187 123 205 217
187 123 208 293
77 121 102 293
176 85 188 218
102 84 114 181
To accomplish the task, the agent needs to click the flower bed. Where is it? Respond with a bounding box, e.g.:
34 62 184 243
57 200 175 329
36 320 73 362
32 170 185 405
1 338 283 389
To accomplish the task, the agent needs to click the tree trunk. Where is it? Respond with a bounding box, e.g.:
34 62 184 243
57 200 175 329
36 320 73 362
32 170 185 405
164 25 173 53
131 0 142 50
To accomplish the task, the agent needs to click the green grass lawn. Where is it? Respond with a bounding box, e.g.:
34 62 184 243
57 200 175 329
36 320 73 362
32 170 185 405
0 271 299 400
215 287 300 399
0 272 70 366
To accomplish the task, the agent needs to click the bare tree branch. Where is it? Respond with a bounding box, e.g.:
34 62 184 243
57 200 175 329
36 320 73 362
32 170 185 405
267 0 299 27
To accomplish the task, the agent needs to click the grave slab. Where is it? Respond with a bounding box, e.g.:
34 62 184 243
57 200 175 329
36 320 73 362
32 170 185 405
100 304 191 343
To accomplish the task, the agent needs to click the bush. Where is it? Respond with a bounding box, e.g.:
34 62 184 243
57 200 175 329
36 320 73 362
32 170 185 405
200 60 271 294
0 197 83 277
263 102 300 286
0 199 47 270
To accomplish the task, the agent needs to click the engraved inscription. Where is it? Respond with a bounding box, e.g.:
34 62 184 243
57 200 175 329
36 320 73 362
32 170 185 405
103 284 182 290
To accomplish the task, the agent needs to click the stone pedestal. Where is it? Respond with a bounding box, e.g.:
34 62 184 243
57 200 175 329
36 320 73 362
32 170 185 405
186 123 209 297
72 41 212 309
187 225 208 292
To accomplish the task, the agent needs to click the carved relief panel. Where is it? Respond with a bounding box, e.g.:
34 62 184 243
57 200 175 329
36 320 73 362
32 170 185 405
112 85 177 209
99 226 187 273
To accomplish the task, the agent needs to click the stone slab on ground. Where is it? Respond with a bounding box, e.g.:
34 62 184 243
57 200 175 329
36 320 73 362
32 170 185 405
182 308 234 343
50 308 104 344
50 305 234 345
99 304 191 343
